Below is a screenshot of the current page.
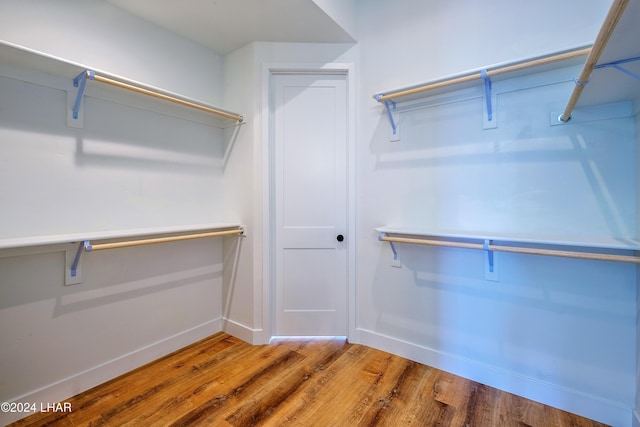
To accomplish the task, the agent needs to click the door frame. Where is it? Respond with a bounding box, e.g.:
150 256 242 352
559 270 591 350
260 63 356 343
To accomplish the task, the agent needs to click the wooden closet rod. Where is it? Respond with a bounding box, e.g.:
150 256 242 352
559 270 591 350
89 72 244 122
87 228 244 251
559 0 630 122
379 234 640 264
376 47 591 102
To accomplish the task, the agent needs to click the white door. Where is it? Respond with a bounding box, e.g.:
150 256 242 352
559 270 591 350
272 72 348 337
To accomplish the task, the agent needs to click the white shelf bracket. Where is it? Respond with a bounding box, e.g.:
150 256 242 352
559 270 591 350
379 232 398 260
481 69 498 129
66 240 89 286
481 70 492 122
72 70 94 120
483 239 494 272
595 55 640 81
375 95 400 141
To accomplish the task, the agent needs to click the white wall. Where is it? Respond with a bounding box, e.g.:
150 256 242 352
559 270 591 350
0 0 222 103
312 0 358 41
0 2 229 424
360 0 610 92
0 71 227 239
222 43 259 341
356 1 635 426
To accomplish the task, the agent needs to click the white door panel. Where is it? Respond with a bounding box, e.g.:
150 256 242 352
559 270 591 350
272 73 348 337
283 249 337 311
281 226 337 248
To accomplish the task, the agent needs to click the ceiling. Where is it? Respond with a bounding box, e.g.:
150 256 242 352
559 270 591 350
106 0 356 55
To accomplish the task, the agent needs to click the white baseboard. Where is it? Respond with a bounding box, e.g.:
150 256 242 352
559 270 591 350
1 318 222 425
222 317 264 344
355 328 632 427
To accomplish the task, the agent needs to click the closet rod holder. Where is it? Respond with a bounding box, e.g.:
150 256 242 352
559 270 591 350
559 0 630 122
374 47 591 103
379 233 640 264
70 228 244 277
87 228 244 251
73 69 243 122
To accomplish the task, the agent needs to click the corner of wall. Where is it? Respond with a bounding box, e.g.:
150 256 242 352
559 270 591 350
311 0 358 41
221 43 261 341
636 107 640 427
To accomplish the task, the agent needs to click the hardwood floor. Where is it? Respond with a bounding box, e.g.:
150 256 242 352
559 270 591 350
10 333 609 426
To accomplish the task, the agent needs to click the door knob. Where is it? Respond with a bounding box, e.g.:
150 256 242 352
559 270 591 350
337 234 344 242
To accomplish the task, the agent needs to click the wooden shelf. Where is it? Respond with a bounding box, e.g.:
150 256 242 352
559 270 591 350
372 46 590 104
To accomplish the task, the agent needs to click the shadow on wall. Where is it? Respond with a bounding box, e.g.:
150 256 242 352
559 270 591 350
366 81 635 240
363 57 636 412
222 231 245 322
0 237 223 315
72 96 232 174
0 72 244 240
0 73 243 174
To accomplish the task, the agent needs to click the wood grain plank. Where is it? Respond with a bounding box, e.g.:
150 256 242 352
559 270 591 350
166 343 310 426
259 343 376 426
9 333 611 427
223 339 350 426
89 334 245 426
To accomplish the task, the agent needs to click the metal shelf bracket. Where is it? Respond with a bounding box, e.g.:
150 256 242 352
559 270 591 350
481 69 493 122
483 239 494 272
72 70 94 119
375 95 398 138
379 232 398 260
595 55 640 81
70 240 90 277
